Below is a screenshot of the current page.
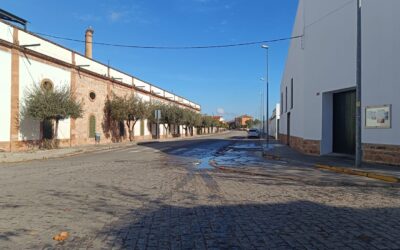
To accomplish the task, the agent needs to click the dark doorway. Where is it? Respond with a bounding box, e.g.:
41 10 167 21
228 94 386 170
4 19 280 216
119 121 125 137
333 90 356 155
287 113 291 146
42 119 54 139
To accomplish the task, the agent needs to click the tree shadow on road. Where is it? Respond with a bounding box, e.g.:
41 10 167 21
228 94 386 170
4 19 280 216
61 200 400 249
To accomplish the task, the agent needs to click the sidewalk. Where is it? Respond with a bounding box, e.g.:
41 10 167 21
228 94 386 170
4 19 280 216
264 141 400 181
0 131 229 164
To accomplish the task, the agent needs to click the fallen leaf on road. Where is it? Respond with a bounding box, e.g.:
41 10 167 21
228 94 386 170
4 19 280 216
53 231 69 241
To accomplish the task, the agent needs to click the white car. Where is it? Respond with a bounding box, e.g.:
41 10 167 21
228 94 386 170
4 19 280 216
247 129 260 138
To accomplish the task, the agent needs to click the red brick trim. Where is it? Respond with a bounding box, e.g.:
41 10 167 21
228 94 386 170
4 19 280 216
363 143 400 166
70 53 77 147
10 139 71 151
279 134 320 155
0 142 10 152
10 29 19 152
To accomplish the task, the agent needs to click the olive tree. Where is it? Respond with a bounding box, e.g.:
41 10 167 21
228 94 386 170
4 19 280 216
201 116 214 134
105 93 150 141
21 84 83 147
181 109 198 136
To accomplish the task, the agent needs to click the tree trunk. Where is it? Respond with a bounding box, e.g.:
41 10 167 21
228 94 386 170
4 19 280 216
184 126 188 137
54 119 59 148
126 120 137 142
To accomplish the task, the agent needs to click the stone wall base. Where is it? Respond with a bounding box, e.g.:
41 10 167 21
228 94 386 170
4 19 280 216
363 143 400 166
1 133 210 152
279 134 400 166
9 139 71 152
279 134 320 155
0 142 10 152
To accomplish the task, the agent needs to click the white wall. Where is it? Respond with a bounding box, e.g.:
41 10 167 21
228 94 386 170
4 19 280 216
18 31 72 64
0 50 11 142
133 78 151 92
362 0 400 146
19 57 71 140
303 0 356 141
280 0 306 139
134 120 141 137
0 21 14 43
75 54 108 76
281 0 400 150
144 120 151 136
109 69 132 85
165 91 174 100
150 86 164 97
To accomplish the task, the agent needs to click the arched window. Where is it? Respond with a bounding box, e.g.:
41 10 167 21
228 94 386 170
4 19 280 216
89 115 96 138
40 79 54 91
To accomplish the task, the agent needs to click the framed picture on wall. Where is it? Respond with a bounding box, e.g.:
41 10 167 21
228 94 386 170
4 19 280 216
365 105 391 129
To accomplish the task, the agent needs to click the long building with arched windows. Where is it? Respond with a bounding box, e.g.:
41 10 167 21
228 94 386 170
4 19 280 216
0 17 200 152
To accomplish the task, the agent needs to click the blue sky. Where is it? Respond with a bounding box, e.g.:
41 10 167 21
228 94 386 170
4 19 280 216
2 0 299 120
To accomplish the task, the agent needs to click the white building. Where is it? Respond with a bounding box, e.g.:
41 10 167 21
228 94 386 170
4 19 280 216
0 17 200 152
280 0 400 165
268 104 280 140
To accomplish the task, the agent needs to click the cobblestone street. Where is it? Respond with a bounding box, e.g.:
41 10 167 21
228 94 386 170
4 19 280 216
1 131 399 249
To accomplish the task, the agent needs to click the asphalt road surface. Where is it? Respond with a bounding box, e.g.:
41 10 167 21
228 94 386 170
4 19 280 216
0 131 399 249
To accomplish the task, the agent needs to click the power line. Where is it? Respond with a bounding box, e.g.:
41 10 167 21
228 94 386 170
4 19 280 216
305 0 354 29
31 31 303 50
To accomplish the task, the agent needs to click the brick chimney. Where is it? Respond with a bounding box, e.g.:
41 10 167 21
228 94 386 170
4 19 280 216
85 26 94 58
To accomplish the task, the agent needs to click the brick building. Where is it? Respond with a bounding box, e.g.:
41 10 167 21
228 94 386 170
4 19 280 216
235 115 253 128
0 18 200 152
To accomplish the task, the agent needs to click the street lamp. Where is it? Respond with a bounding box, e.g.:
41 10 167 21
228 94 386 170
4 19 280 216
261 44 269 150
260 77 265 139
355 0 362 168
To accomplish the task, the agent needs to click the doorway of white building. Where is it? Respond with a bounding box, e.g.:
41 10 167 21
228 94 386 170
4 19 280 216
287 112 291 146
332 90 356 155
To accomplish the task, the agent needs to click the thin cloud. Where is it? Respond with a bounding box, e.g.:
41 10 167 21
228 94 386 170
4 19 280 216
108 10 129 22
74 13 102 22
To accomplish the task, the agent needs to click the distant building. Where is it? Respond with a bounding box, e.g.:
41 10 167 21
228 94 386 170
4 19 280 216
235 115 253 128
212 116 224 123
269 104 280 140
280 1 400 165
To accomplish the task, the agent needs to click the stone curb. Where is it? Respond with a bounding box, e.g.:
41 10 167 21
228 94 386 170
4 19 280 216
315 164 400 183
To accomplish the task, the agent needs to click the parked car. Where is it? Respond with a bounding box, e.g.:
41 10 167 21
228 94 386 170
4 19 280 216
247 129 260 138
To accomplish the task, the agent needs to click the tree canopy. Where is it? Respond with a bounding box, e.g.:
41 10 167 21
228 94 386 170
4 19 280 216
105 93 150 141
22 85 83 122
21 84 83 144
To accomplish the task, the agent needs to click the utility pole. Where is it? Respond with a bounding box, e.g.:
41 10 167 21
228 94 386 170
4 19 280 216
261 44 269 149
355 0 362 168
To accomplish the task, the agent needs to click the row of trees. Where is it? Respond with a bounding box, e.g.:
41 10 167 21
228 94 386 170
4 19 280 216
105 93 226 141
21 86 225 148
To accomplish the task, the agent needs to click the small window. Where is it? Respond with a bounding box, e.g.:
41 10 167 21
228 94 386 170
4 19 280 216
291 78 294 109
285 86 288 112
41 79 54 91
89 115 96 138
281 92 283 115
89 91 96 101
